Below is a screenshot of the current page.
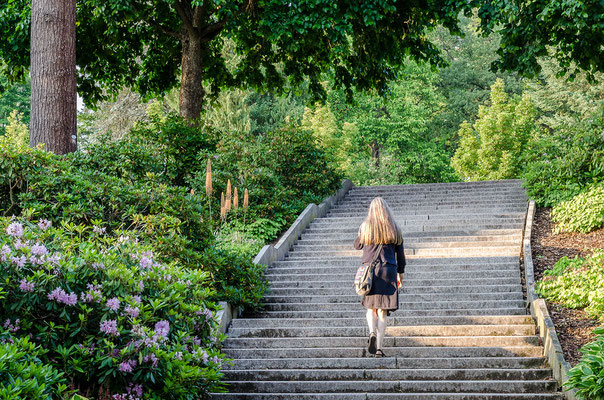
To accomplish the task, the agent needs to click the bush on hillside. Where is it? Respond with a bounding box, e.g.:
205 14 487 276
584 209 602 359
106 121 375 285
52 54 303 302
0 218 226 399
522 116 604 207
564 327 604 399
551 185 604 233
0 337 70 399
190 126 342 242
0 141 267 310
536 251 604 321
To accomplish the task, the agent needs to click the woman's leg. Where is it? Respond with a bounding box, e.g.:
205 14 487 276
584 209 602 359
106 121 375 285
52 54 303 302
366 308 377 334
376 309 388 350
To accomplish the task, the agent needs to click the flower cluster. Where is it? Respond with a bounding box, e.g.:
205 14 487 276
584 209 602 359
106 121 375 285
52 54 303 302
48 287 78 306
19 278 35 293
100 319 120 336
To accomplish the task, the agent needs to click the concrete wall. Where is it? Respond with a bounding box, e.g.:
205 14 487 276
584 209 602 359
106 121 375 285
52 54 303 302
523 200 578 400
218 179 354 333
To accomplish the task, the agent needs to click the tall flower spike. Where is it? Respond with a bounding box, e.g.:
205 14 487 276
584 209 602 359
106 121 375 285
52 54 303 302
205 159 213 197
220 192 226 219
233 187 239 210
243 188 249 211
226 179 232 212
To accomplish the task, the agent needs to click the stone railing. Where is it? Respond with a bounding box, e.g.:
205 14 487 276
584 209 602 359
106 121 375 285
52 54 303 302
217 179 354 333
523 200 578 400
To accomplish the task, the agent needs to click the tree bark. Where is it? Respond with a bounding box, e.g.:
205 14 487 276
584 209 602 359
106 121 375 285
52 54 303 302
179 28 205 121
370 139 380 168
30 0 77 154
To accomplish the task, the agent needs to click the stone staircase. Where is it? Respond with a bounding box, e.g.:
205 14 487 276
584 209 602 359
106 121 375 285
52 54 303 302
213 180 562 399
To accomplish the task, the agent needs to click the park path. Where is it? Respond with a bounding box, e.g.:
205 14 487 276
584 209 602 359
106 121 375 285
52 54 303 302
213 180 562 399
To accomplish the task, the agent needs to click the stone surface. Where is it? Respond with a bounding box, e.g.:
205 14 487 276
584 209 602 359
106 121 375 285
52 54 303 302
213 180 561 399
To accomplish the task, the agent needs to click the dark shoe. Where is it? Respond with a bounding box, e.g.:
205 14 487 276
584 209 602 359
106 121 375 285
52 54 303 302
375 349 386 358
368 333 377 355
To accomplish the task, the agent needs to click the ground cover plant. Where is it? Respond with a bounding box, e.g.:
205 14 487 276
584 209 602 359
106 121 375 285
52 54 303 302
565 327 604 399
536 251 604 321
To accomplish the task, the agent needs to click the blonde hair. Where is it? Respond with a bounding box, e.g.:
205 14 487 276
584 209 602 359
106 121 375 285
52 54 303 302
358 197 403 245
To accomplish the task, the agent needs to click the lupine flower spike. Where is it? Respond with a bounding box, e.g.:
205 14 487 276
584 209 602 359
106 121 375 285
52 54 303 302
233 187 239 211
220 192 226 220
243 189 249 211
205 159 213 197
226 179 232 212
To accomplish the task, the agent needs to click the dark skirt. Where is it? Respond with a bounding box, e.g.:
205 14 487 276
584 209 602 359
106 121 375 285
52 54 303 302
361 262 398 312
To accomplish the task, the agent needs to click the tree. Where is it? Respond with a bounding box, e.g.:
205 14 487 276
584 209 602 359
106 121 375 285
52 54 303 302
478 0 604 81
451 79 539 181
29 0 77 153
0 75 30 132
0 0 524 123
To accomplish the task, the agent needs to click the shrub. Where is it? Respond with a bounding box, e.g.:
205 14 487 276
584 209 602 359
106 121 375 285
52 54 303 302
0 141 266 311
552 185 604 233
522 116 604 207
0 218 226 399
190 126 341 242
451 79 540 181
564 327 604 399
536 251 604 321
0 337 70 399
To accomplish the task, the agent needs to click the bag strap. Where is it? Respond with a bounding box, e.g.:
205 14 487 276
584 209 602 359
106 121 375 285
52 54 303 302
369 244 383 268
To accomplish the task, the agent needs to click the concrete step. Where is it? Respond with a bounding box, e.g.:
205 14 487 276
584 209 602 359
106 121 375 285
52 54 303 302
213 393 562 399
269 277 521 288
221 356 548 370
270 261 520 271
231 315 535 328
302 225 524 235
298 231 524 241
223 368 552 381
222 345 544 359
222 380 556 393
296 235 523 246
262 300 526 311
263 293 524 303
223 336 539 348
267 270 519 281
226 324 536 339
287 247 521 258
268 285 522 295
292 241 521 252
252 308 529 319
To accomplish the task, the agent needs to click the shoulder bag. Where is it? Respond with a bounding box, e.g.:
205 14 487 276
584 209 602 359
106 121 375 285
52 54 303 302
354 244 383 296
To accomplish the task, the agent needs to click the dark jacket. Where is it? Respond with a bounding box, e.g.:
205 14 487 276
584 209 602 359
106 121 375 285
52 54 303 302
354 236 406 274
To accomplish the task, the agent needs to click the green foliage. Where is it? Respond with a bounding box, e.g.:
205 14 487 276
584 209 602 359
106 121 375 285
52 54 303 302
0 337 70 399
0 133 266 310
451 79 540 180
0 218 226 398
429 14 523 144
2 109 28 148
564 327 604 399
536 251 604 321
478 0 604 80
191 126 341 242
552 185 604 233
0 76 30 132
522 116 604 207
317 61 458 185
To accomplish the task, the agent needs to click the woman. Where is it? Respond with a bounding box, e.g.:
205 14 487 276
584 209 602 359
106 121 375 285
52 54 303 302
354 197 405 357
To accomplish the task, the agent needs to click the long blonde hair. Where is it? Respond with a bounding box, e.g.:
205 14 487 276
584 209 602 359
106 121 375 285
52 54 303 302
358 197 403 245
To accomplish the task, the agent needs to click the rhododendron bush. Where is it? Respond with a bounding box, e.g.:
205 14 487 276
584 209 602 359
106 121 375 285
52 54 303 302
0 218 227 399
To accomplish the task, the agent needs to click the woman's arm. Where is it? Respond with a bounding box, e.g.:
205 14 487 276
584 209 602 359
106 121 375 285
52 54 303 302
395 241 406 274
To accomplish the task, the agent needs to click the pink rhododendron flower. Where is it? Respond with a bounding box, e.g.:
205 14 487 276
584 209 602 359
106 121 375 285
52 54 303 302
6 222 24 238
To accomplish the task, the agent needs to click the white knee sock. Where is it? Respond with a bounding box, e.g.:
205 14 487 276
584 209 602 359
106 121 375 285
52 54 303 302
366 309 377 334
376 309 387 349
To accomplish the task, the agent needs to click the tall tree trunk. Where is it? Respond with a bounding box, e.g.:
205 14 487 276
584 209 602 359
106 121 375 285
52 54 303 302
179 29 205 121
370 139 380 168
30 0 77 154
